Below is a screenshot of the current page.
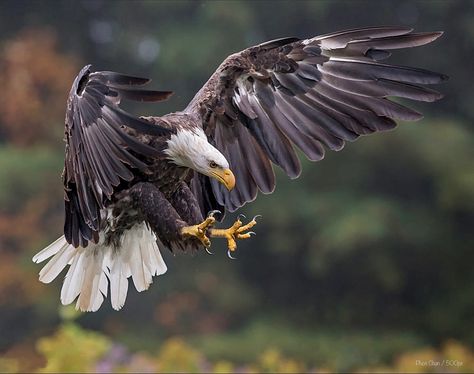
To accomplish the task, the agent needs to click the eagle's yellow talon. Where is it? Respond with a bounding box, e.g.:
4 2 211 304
198 216 216 231
209 214 259 254
181 213 217 249
236 218 257 234
236 231 255 239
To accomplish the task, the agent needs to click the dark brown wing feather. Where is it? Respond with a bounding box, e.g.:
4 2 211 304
63 65 172 247
186 26 447 213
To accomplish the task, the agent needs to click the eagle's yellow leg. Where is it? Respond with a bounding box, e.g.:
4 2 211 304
180 213 217 248
210 215 259 257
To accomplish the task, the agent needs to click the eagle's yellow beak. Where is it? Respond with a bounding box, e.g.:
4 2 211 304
211 168 235 191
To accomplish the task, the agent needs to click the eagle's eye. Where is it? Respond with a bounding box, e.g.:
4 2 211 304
209 161 218 168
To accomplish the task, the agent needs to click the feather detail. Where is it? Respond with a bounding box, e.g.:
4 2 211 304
109 251 129 311
33 236 69 264
32 222 167 312
61 248 88 305
75 249 108 312
187 26 446 214
34 237 78 284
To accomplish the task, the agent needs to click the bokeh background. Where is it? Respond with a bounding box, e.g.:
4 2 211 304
1 0 474 372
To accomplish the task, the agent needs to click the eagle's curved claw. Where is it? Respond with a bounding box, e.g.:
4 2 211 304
227 250 237 260
238 213 246 221
205 247 214 255
208 210 221 218
209 214 260 256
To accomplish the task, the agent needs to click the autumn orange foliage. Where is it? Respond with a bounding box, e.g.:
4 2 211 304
0 28 78 146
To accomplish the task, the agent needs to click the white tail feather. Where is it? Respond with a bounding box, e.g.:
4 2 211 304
38 246 77 284
61 248 87 305
124 228 151 292
76 249 108 312
110 254 129 311
33 236 69 264
33 222 167 312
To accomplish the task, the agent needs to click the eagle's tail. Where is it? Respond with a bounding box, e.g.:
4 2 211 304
32 222 167 312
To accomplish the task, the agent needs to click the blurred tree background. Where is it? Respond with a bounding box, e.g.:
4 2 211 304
0 0 473 372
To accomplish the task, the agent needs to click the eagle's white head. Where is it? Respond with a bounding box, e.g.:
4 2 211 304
164 128 235 190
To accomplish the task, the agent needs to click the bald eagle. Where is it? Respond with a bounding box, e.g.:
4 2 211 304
33 26 447 312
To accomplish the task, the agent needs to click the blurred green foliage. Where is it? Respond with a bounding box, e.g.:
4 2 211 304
189 318 425 370
0 0 473 372
0 147 62 213
3 321 474 372
36 324 111 373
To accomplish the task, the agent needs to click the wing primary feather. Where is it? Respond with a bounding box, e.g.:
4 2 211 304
233 122 275 194
316 80 423 121
321 73 443 102
284 93 359 141
215 124 257 207
347 32 444 52
81 128 115 196
273 91 345 150
267 103 325 161
253 81 325 161
314 26 413 49
247 95 301 178
320 60 447 85
305 88 397 132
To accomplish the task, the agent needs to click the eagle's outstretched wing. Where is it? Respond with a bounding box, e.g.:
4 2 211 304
63 65 172 247
186 26 447 212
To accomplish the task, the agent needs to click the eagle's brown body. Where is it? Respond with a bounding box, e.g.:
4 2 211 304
105 113 211 251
